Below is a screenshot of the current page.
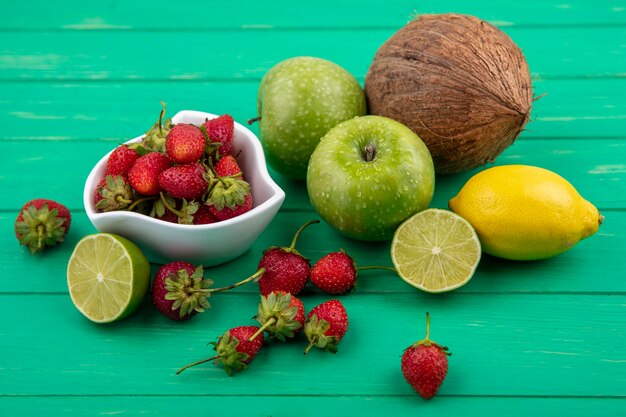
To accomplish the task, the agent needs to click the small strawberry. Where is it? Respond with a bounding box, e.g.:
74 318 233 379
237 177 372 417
177 326 264 376
154 194 199 225
128 152 171 195
208 193 253 221
257 220 319 296
193 204 218 225
401 313 450 399
304 299 348 354
106 145 140 177
152 261 213 321
15 199 71 254
249 291 306 342
166 123 206 164
310 250 396 294
158 163 208 200
214 154 242 177
202 114 234 156
94 175 134 212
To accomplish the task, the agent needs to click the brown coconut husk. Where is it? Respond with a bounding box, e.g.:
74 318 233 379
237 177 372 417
365 14 533 174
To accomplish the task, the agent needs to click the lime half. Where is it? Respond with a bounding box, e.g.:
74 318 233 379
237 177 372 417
391 209 481 293
67 233 150 323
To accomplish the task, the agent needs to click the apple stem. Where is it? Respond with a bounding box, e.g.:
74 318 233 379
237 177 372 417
176 355 219 375
247 116 261 125
356 265 397 273
289 220 320 250
207 268 266 294
249 317 275 342
363 145 376 162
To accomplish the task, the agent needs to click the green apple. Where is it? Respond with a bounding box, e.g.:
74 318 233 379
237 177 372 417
256 57 366 180
307 116 435 241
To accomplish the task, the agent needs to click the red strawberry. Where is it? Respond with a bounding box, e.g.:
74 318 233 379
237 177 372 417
304 299 348 354
156 207 179 223
158 163 208 200
15 199 71 254
202 114 234 156
215 155 242 177
152 261 213 321
94 175 134 212
128 152 171 195
249 291 306 342
193 204 218 225
257 220 319 296
166 123 206 164
177 326 264 376
401 313 450 399
310 250 357 294
106 145 140 176
208 192 253 221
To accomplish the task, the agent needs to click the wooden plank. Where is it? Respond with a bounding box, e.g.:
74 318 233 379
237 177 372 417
0 293 623 396
2 79 625 141
2 210 623 294
0 396 623 417
0 137 623 212
0 27 624 81
2 0 626 30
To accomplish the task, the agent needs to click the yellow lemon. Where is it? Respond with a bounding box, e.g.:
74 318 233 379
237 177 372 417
448 165 603 260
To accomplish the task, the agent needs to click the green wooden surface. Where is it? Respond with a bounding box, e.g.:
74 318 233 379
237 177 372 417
1 1 625 415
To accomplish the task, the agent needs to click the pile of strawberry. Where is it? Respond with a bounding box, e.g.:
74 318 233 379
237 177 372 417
94 105 252 224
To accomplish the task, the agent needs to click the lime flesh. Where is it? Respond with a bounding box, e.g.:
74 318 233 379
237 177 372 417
67 233 150 323
391 209 481 293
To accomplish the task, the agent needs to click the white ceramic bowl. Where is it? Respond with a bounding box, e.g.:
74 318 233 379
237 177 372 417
84 110 285 266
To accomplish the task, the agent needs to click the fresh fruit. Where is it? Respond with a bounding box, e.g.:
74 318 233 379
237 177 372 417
166 123 206 164
310 250 357 294
449 165 603 260
106 145 140 176
215 154 242 177
205 163 252 221
67 233 150 323
401 313 450 399
307 115 435 241
158 163 208 200
391 209 481 293
15 199 72 254
177 326 264 376
152 261 213 321
193 204 218 225
304 299 348 354
257 220 319 296
202 114 234 156
142 101 171 153
365 14 532 174
249 291 306 342
208 193 253 221
128 152 171 195
254 57 366 179
95 175 134 212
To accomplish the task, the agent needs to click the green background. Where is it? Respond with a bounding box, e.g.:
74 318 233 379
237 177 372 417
1 1 625 415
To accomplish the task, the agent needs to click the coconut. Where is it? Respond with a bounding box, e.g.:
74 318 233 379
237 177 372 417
364 14 533 174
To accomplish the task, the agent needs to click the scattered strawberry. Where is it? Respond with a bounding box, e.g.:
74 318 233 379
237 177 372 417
310 250 357 294
166 123 206 164
215 154 242 177
128 152 171 195
208 193 253 221
152 261 213 321
177 326 264 376
304 299 348 354
158 163 208 200
202 114 234 156
249 291 306 342
193 204 218 225
257 220 319 296
94 175 134 212
15 199 71 254
106 145 140 177
401 313 450 399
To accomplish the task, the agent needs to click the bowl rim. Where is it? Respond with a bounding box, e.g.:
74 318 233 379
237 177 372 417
83 110 285 231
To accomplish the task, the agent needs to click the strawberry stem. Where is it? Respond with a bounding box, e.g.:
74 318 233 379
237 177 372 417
249 317 275 342
176 355 219 375
208 268 266 294
289 220 320 250
304 339 316 355
207 157 228 187
425 312 431 341
356 265 397 273
126 196 157 212
159 192 185 218
36 224 45 251
158 100 166 135
247 116 261 125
